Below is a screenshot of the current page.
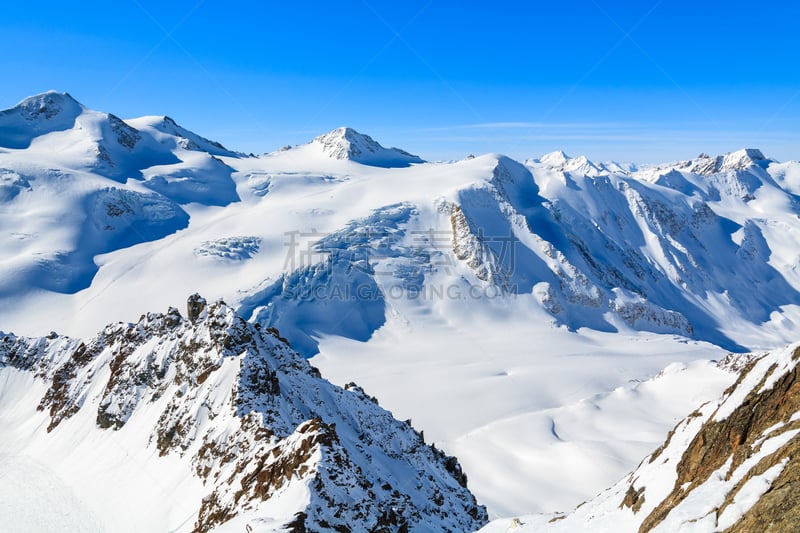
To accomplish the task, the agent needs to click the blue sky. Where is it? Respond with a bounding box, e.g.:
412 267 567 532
1 0 799 163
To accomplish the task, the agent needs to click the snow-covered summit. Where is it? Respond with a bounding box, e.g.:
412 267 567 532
0 91 84 148
0 92 243 297
311 126 424 167
533 150 611 176
538 150 570 166
8 90 83 120
0 91 239 163
127 115 240 158
671 148 770 176
634 147 779 203
5 90 800 527
720 147 768 171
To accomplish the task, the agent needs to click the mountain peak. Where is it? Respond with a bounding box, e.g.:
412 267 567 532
312 126 424 167
11 90 83 117
124 114 238 158
0 90 85 149
680 148 769 175
154 115 236 156
329 125 360 139
720 148 767 171
537 150 606 176
539 150 570 166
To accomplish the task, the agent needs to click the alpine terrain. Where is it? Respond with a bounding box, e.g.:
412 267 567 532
0 294 485 531
2 91 800 530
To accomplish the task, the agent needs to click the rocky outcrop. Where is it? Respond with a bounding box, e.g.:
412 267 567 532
639 346 800 532
187 293 207 323
448 204 508 286
0 91 83 148
0 296 487 532
480 343 800 532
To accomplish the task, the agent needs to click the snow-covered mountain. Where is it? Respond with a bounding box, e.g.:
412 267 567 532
5 92 800 353
3 91 800 528
306 126 424 167
481 343 800 532
0 91 84 149
0 91 243 297
0 294 486 532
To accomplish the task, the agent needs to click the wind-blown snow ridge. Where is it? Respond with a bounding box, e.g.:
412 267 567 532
668 148 769 176
129 115 241 158
0 294 487 532
533 150 625 175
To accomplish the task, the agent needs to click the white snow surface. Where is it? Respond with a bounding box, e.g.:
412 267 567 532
478 345 800 532
3 92 800 527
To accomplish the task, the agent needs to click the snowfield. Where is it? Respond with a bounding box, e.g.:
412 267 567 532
2 91 800 530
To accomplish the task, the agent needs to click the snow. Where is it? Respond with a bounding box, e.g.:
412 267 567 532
713 342 799 421
3 92 800 529
126 115 240 158
0 367 207 532
309 126 424 167
312 306 731 517
477 342 800 532
0 453 105 533
193 235 262 260
1 299 487 531
0 91 83 149
715 459 789 530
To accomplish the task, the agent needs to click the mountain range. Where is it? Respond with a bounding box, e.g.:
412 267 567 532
2 91 800 530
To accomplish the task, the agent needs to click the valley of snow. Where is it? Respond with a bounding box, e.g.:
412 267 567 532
479 343 800 531
2 92 800 527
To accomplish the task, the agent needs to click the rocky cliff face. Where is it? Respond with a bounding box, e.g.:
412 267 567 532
635 347 800 532
481 344 800 532
0 295 487 532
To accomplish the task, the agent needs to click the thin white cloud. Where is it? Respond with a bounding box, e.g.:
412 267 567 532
419 121 637 132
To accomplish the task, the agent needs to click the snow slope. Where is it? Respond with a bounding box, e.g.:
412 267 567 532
306 126 424 167
480 344 800 532
0 295 486 532
0 92 244 298
3 92 800 522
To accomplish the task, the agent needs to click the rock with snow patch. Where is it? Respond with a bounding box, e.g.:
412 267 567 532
0 297 487 532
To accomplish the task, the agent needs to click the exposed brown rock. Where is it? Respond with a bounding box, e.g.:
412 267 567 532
621 483 645 513
723 433 800 532
1 297 488 533
38 339 106 431
640 347 800 532
187 293 207 323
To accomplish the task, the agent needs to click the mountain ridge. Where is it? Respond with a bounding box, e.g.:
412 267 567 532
4 90 800 523
0 294 487 532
